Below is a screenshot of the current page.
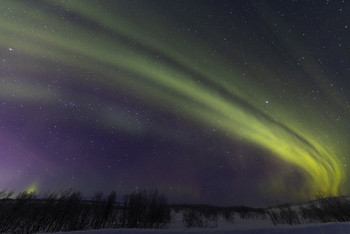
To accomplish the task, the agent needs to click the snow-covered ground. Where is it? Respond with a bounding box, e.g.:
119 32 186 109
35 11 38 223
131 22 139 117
52 213 350 234
53 222 350 234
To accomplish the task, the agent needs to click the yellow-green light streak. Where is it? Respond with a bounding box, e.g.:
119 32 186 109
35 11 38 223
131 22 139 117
0 0 347 199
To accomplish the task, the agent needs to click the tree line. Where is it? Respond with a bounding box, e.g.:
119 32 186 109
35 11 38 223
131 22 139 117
0 189 170 233
1 189 350 232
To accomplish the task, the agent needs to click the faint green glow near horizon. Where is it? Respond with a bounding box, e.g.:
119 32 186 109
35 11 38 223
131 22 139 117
0 0 348 199
26 183 38 195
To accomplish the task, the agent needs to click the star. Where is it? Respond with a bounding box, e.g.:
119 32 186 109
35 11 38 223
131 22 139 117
0 0 349 206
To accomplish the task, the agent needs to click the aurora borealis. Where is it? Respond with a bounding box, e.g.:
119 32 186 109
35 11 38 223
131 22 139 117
0 0 349 206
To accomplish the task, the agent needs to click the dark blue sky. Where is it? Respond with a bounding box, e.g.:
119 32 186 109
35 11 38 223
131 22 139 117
0 0 349 206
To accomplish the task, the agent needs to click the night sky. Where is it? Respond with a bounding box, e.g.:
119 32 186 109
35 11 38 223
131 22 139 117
0 0 349 206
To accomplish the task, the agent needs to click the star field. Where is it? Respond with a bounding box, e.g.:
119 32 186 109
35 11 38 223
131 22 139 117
0 0 350 206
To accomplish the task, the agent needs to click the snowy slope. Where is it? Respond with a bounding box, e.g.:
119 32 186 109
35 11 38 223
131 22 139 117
53 222 350 234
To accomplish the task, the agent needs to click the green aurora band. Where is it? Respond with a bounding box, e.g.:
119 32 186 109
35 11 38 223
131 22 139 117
0 0 348 199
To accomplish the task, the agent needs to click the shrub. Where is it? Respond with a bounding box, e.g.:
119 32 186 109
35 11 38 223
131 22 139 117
124 189 171 228
182 205 218 228
223 208 235 223
183 209 204 228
